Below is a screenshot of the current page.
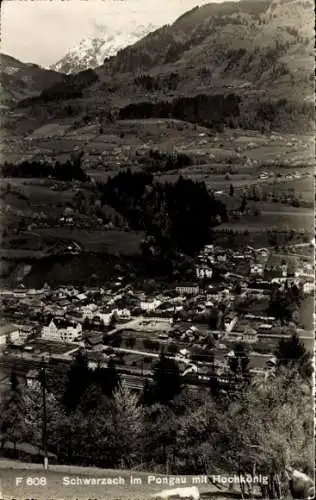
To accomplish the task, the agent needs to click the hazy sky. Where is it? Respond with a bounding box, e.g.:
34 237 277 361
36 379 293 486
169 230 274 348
2 0 228 67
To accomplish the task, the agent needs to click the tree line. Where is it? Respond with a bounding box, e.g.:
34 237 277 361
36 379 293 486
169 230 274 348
138 148 193 173
1 153 88 182
118 93 241 130
118 93 313 134
134 72 180 91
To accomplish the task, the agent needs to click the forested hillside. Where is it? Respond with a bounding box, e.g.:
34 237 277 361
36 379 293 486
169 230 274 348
0 53 65 107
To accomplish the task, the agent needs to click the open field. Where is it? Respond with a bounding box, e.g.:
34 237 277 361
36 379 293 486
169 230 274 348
0 232 81 261
214 210 313 232
4 184 74 206
1 179 81 223
2 120 313 170
158 168 313 201
1 121 313 268
35 228 144 255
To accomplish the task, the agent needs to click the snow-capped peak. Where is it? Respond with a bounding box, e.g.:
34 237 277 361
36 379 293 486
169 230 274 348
50 22 158 74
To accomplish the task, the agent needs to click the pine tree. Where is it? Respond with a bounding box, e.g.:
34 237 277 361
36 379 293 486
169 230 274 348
228 342 251 395
151 353 182 404
10 370 19 391
72 385 114 466
275 333 313 381
45 363 68 400
0 372 27 456
240 194 247 213
94 358 121 397
142 403 177 471
140 379 154 406
176 398 219 474
109 312 117 329
208 357 220 400
112 385 143 467
82 316 91 331
63 349 92 412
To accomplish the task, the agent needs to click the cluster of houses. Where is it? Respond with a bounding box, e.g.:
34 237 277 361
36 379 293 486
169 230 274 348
195 243 314 295
196 245 270 279
0 241 313 388
0 323 34 347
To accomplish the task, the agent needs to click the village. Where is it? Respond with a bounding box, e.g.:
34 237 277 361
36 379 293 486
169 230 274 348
0 240 313 394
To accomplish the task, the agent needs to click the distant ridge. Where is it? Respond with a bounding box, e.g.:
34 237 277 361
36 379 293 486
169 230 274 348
0 53 65 106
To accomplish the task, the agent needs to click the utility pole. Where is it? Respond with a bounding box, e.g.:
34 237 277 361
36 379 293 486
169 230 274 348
41 356 48 471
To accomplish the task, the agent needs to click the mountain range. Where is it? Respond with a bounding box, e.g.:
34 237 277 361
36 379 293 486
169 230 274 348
49 22 159 74
1 0 314 134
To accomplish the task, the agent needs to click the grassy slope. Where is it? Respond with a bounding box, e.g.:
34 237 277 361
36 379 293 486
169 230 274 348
0 459 226 500
95 0 313 100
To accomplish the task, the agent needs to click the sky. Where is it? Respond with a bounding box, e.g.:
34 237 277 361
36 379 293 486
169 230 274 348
1 0 228 67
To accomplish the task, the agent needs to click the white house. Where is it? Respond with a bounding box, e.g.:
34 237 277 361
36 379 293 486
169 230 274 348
97 313 114 326
250 263 264 276
42 320 82 343
196 267 213 279
140 299 162 311
113 308 131 320
81 303 98 320
204 244 214 253
176 286 199 296
303 282 314 294
42 320 58 339
60 324 83 343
